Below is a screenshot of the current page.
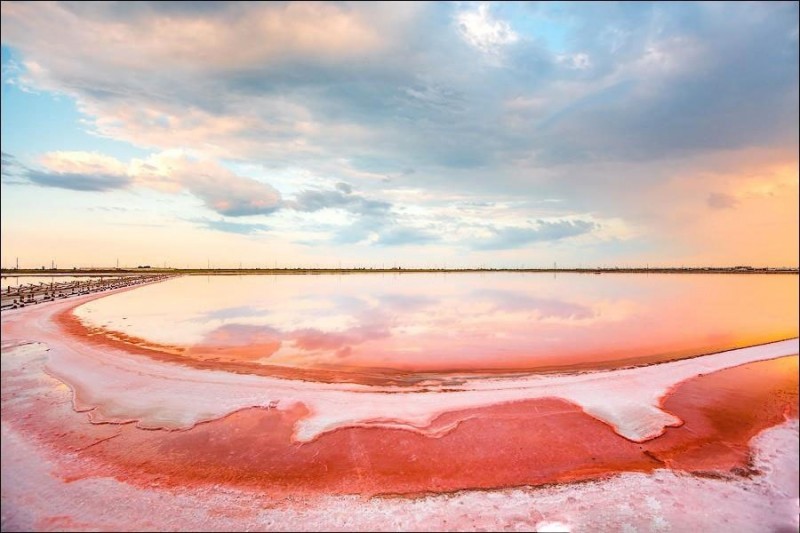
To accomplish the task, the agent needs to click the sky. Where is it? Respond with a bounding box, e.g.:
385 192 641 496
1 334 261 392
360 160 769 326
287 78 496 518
0 1 797 269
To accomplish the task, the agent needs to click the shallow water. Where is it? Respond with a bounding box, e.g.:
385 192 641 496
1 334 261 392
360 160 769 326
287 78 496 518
73 273 798 377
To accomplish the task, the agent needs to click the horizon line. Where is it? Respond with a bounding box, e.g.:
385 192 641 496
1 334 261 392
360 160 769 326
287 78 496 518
1 266 798 274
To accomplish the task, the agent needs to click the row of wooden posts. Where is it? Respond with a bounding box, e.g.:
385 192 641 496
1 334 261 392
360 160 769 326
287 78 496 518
1 275 172 310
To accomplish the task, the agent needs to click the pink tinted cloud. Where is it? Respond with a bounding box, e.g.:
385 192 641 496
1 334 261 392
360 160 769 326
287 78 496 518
37 150 282 216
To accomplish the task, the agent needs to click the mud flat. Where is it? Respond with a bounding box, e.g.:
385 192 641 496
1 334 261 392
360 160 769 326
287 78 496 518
1 282 798 531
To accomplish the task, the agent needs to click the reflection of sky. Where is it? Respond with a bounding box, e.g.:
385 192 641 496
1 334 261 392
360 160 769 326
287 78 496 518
74 273 799 373
469 288 596 319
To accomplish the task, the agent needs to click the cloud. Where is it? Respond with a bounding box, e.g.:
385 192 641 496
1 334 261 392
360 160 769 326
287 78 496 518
26 170 131 191
21 151 132 191
40 151 127 175
5 148 412 237
1 2 797 265
335 182 353 194
557 53 592 70
197 219 270 235
473 220 598 250
456 4 518 58
1 151 29 184
291 324 390 356
311 194 436 247
1 151 17 167
2 150 132 190
374 293 435 310
193 324 282 361
322 217 432 247
290 186 390 216
707 192 739 210
3 1 795 177
1 2 388 72
2 148 285 216
530 3 798 164
472 289 596 320
30 150 282 216
185 169 281 217
373 226 436 246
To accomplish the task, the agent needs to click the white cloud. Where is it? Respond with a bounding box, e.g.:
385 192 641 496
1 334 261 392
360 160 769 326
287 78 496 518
456 4 518 59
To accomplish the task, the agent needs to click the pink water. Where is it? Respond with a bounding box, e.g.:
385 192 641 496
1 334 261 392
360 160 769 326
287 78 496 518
72 273 798 378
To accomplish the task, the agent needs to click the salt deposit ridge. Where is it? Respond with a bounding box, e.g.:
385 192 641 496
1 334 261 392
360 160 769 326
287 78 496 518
41 331 800 443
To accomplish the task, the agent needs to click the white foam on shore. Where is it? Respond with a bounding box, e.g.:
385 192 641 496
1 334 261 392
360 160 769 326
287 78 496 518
3 295 796 443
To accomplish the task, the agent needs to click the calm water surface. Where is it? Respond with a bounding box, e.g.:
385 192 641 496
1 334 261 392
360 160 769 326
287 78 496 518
74 273 798 376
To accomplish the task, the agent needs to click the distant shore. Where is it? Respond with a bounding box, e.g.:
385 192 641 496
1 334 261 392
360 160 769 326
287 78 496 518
1 266 798 276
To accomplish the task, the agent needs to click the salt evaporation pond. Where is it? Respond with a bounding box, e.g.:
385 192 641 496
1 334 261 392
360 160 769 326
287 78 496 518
1 272 798 531
72 272 798 379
